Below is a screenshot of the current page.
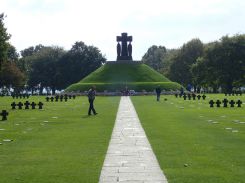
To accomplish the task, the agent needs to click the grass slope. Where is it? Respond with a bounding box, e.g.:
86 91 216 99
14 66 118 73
81 63 170 83
66 63 181 92
0 96 120 183
131 94 245 183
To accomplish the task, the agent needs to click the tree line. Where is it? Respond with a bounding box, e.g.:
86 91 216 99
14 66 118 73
1 13 245 94
0 13 106 95
142 35 245 93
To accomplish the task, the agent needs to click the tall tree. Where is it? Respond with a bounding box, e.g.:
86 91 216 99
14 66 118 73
7 43 19 62
27 46 65 94
0 62 25 89
142 45 167 72
20 44 44 57
192 35 245 92
58 41 106 89
0 13 11 70
168 38 204 86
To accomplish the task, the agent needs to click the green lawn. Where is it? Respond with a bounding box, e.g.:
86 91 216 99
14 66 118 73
131 94 245 183
1 94 244 183
0 96 120 183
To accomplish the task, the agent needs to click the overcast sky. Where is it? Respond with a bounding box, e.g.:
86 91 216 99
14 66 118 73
1 0 245 60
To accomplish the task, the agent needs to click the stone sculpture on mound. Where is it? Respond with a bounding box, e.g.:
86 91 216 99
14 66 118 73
116 32 133 61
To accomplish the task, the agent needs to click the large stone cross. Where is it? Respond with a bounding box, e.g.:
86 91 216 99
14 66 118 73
116 32 133 60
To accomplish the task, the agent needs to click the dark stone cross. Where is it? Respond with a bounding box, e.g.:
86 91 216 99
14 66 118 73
31 102 36 109
187 94 191 100
11 102 17 109
17 102 23 109
24 101 30 109
46 97 50 102
116 32 133 61
55 95 59 102
197 95 201 100
202 95 206 100
38 102 44 109
236 100 242 107
209 100 214 107
0 110 9 121
216 100 221 107
222 98 228 107
229 100 235 107
183 94 187 100
174 94 178 98
50 96 54 102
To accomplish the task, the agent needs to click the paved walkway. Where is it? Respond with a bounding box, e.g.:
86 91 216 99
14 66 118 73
99 96 168 183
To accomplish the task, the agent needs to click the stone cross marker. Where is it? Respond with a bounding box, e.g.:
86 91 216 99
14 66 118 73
236 100 242 107
11 102 16 109
55 95 59 102
116 32 133 60
209 100 214 107
24 101 30 109
216 100 221 107
229 100 235 107
17 102 23 109
0 110 8 121
222 98 228 107
38 102 43 109
31 102 36 109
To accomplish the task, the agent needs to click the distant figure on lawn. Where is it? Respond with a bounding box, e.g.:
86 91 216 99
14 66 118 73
155 85 162 101
87 86 97 116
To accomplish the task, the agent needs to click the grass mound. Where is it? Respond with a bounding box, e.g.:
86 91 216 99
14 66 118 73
66 62 181 92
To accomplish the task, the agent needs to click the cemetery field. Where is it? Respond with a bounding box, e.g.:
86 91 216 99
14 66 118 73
0 96 120 183
131 94 245 183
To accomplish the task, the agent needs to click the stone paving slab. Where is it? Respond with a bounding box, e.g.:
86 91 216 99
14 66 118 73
99 96 168 183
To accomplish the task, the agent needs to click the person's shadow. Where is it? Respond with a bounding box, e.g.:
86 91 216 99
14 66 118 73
81 115 90 118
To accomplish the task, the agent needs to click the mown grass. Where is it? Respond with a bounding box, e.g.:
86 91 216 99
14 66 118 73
81 63 170 83
65 63 182 92
131 94 245 183
0 96 120 183
66 82 181 92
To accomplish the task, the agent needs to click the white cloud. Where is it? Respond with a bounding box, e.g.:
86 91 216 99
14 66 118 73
1 0 245 60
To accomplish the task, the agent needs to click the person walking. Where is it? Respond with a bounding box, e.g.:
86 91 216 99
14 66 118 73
87 86 97 115
155 85 161 101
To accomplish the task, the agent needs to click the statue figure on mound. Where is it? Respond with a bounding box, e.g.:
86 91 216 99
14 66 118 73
117 42 121 58
128 41 132 58
116 32 133 61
